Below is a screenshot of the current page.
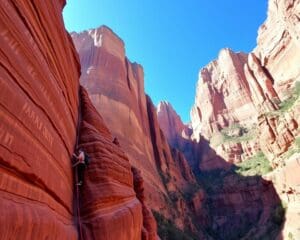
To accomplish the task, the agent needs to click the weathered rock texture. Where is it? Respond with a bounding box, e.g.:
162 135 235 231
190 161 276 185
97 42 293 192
72 26 206 236
254 0 300 99
185 0 300 238
157 102 284 239
0 0 80 239
78 87 144 240
132 167 158 240
0 1 155 240
190 0 300 168
157 1 300 238
191 49 258 141
157 101 201 170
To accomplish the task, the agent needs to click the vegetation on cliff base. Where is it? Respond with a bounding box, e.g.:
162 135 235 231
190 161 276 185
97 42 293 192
152 211 197 240
281 136 300 160
210 123 256 147
235 151 272 176
267 81 300 117
278 81 300 112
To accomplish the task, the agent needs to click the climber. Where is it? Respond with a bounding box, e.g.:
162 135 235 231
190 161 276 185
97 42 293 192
73 149 90 186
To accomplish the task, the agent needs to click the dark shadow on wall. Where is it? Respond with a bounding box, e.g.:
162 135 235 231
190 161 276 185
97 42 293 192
175 136 285 240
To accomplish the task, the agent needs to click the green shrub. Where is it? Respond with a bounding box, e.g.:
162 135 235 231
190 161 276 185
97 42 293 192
152 211 197 240
235 151 272 176
271 203 286 226
282 136 300 159
288 232 295 240
210 123 256 147
278 81 300 112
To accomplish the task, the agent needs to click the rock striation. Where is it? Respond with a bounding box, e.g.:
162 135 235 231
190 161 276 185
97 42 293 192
72 26 206 237
254 0 300 99
0 1 156 240
158 1 300 238
0 0 80 239
78 87 144 240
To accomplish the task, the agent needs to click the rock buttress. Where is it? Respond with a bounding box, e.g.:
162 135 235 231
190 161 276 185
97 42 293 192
77 87 144 240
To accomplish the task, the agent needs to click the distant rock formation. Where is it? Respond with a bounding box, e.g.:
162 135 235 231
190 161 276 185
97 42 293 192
158 0 300 238
72 26 207 237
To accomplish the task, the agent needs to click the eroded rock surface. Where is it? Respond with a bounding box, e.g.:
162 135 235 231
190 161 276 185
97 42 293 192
78 88 144 240
0 2 155 240
72 26 206 236
0 1 80 239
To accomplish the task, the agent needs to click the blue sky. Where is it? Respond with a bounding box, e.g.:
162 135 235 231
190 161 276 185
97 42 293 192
63 0 268 123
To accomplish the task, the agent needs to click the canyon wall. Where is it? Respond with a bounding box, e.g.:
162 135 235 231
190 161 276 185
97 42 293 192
190 0 300 169
158 0 300 239
0 1 155 239
77 87 145 240
0 1 80 238
72 27 207 237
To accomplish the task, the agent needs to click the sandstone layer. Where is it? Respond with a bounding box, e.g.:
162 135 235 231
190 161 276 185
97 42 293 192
72 26 206 237
0 0 80 239
0 1 156 240
157 1 300 239
77 87 144 240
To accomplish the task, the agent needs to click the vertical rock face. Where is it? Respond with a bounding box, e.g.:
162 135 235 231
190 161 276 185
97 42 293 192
0 2 154 240
72 27 160 198
132 167 158 240
191 49 258 141
184 0 300 238
157 101 186 146
157 101 201 170
0 1 80 239
78 87 143 240
254 0 300 99
72 26 205 236
190 1 300 169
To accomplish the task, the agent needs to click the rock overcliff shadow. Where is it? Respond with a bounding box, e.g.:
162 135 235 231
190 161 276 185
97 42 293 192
185 136 285 240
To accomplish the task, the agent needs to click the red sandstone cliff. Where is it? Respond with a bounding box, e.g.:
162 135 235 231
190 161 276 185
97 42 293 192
0 1 156 240
185 0 300 238
157 1 300 238
72 26 206 237
0 1 80 238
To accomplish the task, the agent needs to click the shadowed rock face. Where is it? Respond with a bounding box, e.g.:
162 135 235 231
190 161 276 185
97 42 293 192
158 104 284 239
158 0 300 239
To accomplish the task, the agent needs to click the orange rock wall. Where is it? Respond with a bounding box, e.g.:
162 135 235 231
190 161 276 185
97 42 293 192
72 26 204 234
78 88 143 240
0 2 154 240
0 0 80 239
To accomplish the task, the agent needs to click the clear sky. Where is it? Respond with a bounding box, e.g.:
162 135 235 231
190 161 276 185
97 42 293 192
63 0 268 123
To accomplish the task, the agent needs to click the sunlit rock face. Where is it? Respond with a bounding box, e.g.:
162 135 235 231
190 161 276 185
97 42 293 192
191 49 258 141
72 26 206 236
185 0 300 238
0 1 80 239
0 2 153 240
254 0 300 99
